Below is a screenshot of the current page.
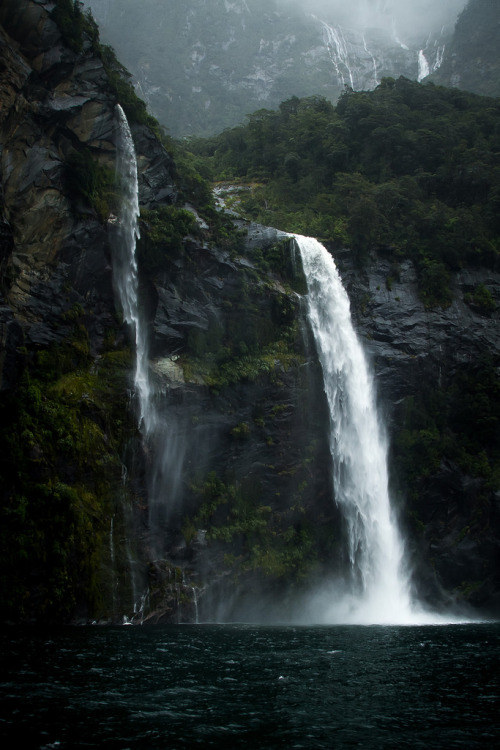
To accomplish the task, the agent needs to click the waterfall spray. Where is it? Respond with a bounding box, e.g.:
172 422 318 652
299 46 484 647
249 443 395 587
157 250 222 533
293 235 433 624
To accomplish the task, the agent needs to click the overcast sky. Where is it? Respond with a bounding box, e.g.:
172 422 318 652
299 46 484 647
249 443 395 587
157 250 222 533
280 0 467 38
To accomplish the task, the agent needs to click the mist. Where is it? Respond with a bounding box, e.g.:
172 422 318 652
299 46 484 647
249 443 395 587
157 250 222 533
279 0 467 39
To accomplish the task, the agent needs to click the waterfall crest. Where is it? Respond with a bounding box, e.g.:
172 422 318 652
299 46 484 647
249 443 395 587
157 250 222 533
294 235 429 624
114 104 154 434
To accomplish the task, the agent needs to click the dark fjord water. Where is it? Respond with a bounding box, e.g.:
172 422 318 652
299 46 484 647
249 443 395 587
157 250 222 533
1 623 499 749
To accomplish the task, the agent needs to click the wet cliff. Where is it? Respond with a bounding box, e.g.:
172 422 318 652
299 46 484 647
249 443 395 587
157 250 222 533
0 0 176 622
0 1 338 624
0 1 499 625
337 248 500 614
430 0 500 97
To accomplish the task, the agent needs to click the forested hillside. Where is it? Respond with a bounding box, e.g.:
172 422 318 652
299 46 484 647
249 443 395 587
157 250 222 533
191 79 500 308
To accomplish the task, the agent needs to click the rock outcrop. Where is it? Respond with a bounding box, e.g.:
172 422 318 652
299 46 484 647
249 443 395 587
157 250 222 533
0 0 176 374
430 0 500 98
336 248 500 615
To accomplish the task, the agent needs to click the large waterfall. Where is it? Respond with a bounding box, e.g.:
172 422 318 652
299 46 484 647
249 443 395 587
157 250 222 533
294 235 429 624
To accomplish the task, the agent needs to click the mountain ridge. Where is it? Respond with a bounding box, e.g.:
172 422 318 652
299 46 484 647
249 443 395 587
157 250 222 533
84 0 468 137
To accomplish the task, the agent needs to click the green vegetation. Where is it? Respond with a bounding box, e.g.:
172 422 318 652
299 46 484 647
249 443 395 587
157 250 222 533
464 283 497 314
98 44 164 136
393 355 500 499
51 2 168 140
138 206 198 272
179 251 303 392
190 81 500 307
51 0 99 53
188 472 318 581
65 146 118 220
0 323 136 623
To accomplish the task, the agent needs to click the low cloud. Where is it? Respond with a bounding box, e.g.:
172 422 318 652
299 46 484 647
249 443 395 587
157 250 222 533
279 0 467 39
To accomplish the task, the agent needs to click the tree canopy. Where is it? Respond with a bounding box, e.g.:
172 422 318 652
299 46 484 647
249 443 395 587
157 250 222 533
189 78 500 306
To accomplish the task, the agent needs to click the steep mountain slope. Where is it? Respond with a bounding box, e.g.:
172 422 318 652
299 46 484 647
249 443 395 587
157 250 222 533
0 0 179 622
84 0 465 136
430 0 500 96
0 0 336 624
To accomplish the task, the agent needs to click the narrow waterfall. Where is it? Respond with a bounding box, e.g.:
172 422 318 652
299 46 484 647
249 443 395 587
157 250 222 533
294 235 419 624
113 105 186 561
320 21 355 90
391 20 409 51
111 105 156 620
362 33 379 88
114 104 154 433
418 50 430 82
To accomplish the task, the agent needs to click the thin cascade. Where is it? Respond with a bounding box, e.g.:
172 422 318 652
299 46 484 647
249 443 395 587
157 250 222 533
112 104 164 622
434 43 446 71
391 19 409 50
109 516 117 614
114 106 187 541
293 235 420 624
192 586 199 624
424 29 446 74
362 33 379 88
320 20 355 89
418 50 430 82
113 104 155 434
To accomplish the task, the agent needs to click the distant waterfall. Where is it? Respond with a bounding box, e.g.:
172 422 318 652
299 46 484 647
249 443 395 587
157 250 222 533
418 50 430 82
362 33 379 88
320 21 355 90
114 104 154 433
294 235 419 624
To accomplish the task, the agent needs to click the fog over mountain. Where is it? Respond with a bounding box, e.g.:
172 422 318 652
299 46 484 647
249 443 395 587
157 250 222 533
283 0 465 39
85 0 467 135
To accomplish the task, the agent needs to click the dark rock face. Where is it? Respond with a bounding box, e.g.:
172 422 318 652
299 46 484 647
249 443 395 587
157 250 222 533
0 0 176 370
128 225 339 623
430 0 500 97
334 248 500 616
0 0 179 623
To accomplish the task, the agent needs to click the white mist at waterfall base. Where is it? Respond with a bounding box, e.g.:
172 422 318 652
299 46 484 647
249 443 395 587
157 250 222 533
293 235 455 625
114 105 155 435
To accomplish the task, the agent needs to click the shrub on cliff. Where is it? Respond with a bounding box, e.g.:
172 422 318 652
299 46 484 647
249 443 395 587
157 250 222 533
51 0 99 52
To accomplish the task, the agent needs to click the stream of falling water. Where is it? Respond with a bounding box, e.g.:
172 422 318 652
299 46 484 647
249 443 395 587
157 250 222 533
319 19 356 89
114 104 155 433
112 105 198 620
293 235 445 624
